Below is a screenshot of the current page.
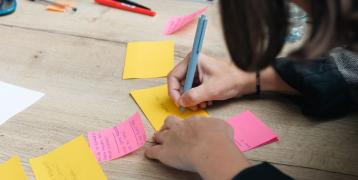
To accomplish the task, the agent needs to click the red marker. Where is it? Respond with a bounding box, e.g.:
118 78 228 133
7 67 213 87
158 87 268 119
95 0 156 17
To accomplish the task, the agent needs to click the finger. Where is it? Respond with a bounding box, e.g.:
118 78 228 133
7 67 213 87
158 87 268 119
160 116 181 132
180 80 185 86
145 145 163 160
179 84 212 107
188 105 198 111
167 53 191 102
208 101 213 106
153 132 164 144
199 102 207 109
168 60 189 106
153 129 171 144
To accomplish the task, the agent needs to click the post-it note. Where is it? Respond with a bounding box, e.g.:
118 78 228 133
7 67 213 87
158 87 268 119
130 84 208 131
87 112 147 163
227 110 278 152
0 156 27 180
163 6 208 35
0 81 44 126
123 41 174 79
30 136 107 180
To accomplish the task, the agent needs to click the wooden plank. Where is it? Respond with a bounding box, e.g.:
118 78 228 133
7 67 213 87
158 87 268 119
0 4 358 178
0 0 299 58
0 0 227 56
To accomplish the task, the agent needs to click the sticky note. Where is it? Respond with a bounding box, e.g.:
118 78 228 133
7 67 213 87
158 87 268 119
0 156 27 180
123 41 174 79
130 84 208 131
0 81 44 126
163 6 208 35
227 110 278 152
87 112 147 163
30 136 107 180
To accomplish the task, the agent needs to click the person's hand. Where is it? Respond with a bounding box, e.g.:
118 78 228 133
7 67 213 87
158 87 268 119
145 116 251 180
168 53 256 110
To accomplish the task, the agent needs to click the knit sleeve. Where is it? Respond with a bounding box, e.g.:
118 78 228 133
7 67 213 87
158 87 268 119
233 162 293 180
273 56 351 118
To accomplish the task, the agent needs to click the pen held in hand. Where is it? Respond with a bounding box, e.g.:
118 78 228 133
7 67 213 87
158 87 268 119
180 15 208 112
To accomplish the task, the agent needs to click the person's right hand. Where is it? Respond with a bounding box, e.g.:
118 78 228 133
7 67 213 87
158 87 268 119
168 53 256 110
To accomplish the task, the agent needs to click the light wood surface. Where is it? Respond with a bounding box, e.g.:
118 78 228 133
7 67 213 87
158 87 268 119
0 0 357 179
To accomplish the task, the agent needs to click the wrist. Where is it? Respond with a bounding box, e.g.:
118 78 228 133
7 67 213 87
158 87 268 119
233 67 257 96
192 138 251 180
260 66 300 94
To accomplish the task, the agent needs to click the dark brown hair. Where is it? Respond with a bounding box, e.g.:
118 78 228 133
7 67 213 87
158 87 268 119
220 0 358 71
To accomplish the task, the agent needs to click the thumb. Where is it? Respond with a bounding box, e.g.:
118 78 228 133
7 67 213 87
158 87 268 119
145 145 162 160
179 84 211 107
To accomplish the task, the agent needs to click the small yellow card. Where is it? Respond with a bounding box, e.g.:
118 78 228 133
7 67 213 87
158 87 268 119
130 84 208 131
123 41 174 79
30 135 107 180
0 156 27 180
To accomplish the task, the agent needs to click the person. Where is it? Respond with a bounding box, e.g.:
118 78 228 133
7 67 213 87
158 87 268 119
145 0 358 179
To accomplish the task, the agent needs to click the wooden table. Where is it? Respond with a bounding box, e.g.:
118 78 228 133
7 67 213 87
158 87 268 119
0 0 357 179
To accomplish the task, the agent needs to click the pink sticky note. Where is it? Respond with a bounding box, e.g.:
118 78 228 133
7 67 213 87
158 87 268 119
163 6 208 35
227 110 278 152
87 112 147 162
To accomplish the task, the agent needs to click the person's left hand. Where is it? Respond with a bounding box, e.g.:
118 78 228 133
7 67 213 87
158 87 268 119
145 116 251 180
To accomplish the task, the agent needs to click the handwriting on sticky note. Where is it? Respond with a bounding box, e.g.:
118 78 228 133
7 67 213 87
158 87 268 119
130 84 208 131
87 112 146 163
227 110 278 152
123 41 174 79
30 136 107 180
163 6 208 35
0 156 27 180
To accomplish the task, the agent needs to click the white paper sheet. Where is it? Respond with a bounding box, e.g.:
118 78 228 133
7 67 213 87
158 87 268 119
0 81 44 125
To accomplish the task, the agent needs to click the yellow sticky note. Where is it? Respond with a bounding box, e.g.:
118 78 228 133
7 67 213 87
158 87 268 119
130 84 208 131
30 135 107 180
0 156 27 180
123 41 174 79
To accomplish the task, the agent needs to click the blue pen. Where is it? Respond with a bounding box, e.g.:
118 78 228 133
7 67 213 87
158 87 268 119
180 15 208 112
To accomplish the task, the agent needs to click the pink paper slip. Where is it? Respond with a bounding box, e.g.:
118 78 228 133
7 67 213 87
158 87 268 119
87 112 147 163
227 110 278 152
163 6 208 35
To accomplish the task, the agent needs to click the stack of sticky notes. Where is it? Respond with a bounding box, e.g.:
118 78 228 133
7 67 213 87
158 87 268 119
228 110 278 152
0 156 27 180
130 84 208 131
123 40 174 79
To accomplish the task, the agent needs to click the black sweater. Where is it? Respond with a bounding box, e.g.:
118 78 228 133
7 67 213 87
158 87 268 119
233 162 293 180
